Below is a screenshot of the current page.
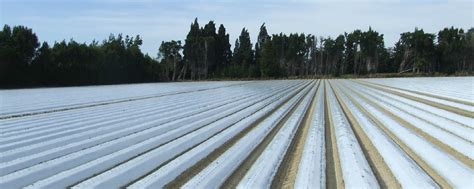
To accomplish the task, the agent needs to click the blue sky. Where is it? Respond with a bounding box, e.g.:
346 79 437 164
1 0 472 56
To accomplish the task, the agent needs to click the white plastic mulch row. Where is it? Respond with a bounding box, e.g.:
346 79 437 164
332 82 438 188
294 82 326 188
0 81 251 116
326 82 379 188
181 82 314 189
0 81 307 188
361 77 473 102
340 81 473 188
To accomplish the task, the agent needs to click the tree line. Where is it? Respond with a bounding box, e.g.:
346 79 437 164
1 19 473 87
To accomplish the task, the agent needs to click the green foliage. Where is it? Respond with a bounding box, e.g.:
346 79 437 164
183 18 202 80
344 30 362 74
0 25 160 87
437 27 469 74
465 28 474 73
255 23 270 77
216 24 232 71
259 39 280 77
396 28 436 73
0 25 39 86
232 28 254 70
159 40 182 81
182 19 232 79
359 27 384 73
1 21 472 88
322 35 345 76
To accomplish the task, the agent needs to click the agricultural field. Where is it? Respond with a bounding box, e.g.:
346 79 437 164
0 77 473 189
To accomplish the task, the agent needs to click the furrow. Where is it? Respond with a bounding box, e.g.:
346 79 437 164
330 81 401 189
354 80 474 118
0 82 305 188
361 79 474 106
345 82 474 169
125 81 314 189
294 81 326 189
325 80 379 188
344 80 473 142
68 81 310 189
0 81 255 120
0 84 271 151
271 80 321 189
345 82 472 188
218 81 314 188
175 82 311 189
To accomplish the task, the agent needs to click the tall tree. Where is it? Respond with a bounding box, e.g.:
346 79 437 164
260 38 285 77
396 28 436 73
285 33 307 76
232 28 254 77
202 21 217 78
31 42 53 84
183 18 202 80
304 34 317 76
215 24 232 75
360 27 384 74
437 27 467 74
318 36 325 75
465 28 474 72
0 25 39 86
0 24 161 87
159 40 182 81
255 23 270 77
344 30 362 74
334 35 346 76
273 33 289 76
2 21 474 87
322 35 345 76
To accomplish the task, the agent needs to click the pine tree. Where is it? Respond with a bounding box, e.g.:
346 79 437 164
216 24 232 76
437 27 467 74
255 23 270 77
159 40 182 81
232 28 254 77
202 21 217 78
183 18 202 80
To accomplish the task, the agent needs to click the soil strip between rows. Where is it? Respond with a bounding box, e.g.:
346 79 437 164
353 80 473 118
0 81 256 120
339 82 452 189
330 81 400 189
270 80 320 189
361 80 474 107
345 82 474 169
324 80 344 189
220 81 316 188
157 81 313 188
